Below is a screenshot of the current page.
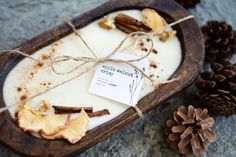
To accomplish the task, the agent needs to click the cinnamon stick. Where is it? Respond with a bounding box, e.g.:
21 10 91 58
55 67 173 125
87 109 110 118
53 106 110 117
53 106 93 114
114 13 151 33
114 23 134 34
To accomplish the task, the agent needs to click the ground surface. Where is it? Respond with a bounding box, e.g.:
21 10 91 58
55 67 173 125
0 0 236 156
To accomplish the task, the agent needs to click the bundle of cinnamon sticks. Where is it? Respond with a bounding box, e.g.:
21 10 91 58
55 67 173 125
53 105 110 117
114 13 152 33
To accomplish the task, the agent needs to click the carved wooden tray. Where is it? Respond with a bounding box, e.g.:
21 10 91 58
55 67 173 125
0 0 204 156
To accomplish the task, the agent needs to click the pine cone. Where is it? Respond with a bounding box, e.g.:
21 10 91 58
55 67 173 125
166 105 216 156
199 92 236 116
201 21 236 62
174 0 200 8
197 59 236 116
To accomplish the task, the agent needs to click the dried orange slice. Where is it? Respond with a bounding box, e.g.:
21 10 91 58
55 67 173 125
16 105 70 136
41 109 89 144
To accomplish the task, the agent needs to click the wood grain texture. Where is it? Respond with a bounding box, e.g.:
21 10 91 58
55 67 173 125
0 0 203 156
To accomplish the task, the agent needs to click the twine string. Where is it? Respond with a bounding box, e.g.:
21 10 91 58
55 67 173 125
169 15 194 27
66 20 98 59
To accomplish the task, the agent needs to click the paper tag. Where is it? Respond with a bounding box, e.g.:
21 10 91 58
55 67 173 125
89 52 148 107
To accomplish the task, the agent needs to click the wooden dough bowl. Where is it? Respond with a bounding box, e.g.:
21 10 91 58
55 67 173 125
0 0 204 156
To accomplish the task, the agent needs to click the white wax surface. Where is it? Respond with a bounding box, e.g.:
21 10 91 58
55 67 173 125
3 10 182 130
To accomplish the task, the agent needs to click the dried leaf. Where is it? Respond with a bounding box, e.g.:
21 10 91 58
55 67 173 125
37 101 51 112
98 17 115 30
159 30 177 42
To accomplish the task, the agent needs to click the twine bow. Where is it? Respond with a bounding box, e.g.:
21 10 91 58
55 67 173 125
50 30 154 82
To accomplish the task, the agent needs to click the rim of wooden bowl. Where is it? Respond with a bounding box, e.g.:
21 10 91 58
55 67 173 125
0 0 204 156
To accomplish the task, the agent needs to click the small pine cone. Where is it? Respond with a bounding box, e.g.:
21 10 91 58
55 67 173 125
200 92 236 116
196 59 236 116
174 0 200 8
166 105 216 156
197 59 236 95
201 21 236 62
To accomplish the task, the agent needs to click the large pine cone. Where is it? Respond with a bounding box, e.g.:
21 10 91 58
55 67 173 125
166 105 216 156
197 59 236 116
174 0 200 8
201 21 236 62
